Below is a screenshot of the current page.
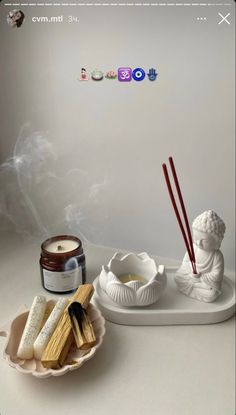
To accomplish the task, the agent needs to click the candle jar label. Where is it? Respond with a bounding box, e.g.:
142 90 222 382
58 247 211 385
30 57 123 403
42 267 83 292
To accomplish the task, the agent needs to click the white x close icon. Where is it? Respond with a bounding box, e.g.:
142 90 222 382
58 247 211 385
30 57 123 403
218 12 231 25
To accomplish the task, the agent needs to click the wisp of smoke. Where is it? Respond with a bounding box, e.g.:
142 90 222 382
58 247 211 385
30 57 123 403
0 124 109 243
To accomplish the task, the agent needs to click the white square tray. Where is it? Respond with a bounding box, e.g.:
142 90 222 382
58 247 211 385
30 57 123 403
92 267 235 325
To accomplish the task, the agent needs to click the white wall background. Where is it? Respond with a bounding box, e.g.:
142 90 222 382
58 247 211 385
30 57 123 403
0 3 235 269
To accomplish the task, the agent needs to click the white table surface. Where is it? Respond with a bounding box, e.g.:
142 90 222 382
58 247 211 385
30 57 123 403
0 232 235 415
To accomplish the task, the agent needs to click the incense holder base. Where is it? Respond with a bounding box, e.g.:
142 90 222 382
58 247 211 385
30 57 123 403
92 267 235 325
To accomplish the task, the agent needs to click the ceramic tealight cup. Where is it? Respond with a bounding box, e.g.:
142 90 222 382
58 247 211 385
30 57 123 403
99 252 167 307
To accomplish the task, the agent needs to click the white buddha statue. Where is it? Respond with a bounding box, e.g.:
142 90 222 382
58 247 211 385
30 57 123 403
175 210 226 303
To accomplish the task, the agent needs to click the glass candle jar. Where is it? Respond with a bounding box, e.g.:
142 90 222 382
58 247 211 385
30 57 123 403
40 235 86 294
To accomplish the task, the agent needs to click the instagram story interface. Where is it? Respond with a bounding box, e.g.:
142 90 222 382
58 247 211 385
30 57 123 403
0 2 235 268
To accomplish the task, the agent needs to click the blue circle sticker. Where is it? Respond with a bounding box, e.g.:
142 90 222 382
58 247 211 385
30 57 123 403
132 68 145 81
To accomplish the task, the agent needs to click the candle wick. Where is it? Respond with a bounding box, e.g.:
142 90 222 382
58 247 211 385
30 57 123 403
57 245 63 251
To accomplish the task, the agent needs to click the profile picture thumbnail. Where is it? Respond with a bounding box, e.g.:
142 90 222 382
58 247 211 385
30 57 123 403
7 10 25 28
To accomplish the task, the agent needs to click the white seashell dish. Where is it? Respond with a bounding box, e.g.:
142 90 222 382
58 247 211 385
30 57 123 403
99 252 167 306
0 300 105 378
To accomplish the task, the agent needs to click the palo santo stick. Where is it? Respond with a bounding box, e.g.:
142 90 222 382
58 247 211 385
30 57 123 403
81 312 96 350
41 284 94 369
68 302 96 350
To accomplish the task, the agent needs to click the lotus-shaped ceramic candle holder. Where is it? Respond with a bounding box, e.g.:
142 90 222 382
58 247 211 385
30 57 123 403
0 301 105 378
99 252 167 306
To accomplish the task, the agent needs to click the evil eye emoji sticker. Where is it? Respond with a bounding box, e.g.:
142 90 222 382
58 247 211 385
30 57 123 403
132 68 145 81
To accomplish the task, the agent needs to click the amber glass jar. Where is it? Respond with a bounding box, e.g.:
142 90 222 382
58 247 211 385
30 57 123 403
40 235 86 294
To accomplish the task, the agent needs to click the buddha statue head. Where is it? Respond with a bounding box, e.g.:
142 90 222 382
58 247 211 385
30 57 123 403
192 210 226 251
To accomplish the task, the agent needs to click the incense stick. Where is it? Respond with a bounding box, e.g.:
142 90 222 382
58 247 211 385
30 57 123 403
162 158 197 274
168 157 196 269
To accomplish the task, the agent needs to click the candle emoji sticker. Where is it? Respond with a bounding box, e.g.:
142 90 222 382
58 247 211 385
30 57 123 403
91 69 104 81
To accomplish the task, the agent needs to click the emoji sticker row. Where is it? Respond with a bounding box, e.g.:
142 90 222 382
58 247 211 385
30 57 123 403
79 68 158 82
